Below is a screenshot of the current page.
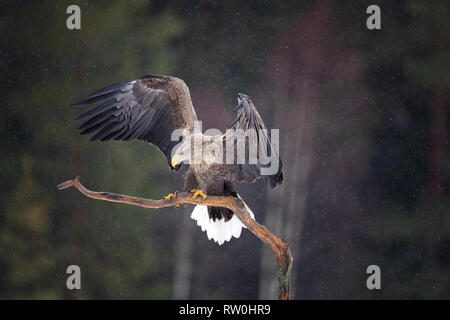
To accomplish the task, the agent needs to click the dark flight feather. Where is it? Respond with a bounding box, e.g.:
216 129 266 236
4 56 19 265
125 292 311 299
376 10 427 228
71 75 198 167
228 93 283 188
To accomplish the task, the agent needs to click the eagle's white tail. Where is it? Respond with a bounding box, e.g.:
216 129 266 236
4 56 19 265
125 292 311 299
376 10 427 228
190 195 255 245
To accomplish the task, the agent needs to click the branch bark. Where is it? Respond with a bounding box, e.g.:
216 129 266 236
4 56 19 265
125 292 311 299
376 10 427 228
57 176 293 300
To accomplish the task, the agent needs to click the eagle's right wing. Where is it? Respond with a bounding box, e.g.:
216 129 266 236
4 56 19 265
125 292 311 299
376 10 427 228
71 75 198 169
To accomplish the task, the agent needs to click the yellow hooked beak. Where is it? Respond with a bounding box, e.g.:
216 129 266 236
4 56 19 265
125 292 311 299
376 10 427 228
171 154 183 168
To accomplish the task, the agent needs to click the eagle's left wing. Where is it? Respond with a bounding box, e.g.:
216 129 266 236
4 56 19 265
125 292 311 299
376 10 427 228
226 93 283 188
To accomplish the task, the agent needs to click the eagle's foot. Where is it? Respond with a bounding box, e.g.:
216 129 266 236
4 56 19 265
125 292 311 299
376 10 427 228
165 192 180 207
191 189 207 200
164 193 176 200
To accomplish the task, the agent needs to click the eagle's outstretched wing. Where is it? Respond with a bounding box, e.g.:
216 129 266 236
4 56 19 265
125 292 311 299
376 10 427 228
227 93 283 188
71 75 197 169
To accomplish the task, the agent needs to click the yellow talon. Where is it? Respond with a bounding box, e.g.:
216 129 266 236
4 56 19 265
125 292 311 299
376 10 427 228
164 193 176 200
176 204 180 208
191 189 207 199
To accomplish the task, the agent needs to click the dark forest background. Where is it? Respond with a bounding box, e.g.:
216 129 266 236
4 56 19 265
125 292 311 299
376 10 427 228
0 0 449 299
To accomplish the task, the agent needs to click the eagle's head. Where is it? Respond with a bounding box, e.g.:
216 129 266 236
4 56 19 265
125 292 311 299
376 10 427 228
171 141 188 169
170 133 204 168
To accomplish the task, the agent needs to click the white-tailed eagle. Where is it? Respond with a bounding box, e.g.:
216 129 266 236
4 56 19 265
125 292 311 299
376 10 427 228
72 75 283 245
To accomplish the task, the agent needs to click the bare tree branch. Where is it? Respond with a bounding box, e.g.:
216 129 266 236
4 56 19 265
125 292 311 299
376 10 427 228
57 176 293 300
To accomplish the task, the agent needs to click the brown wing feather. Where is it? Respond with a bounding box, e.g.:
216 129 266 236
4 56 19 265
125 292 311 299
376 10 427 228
140 75 198 131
